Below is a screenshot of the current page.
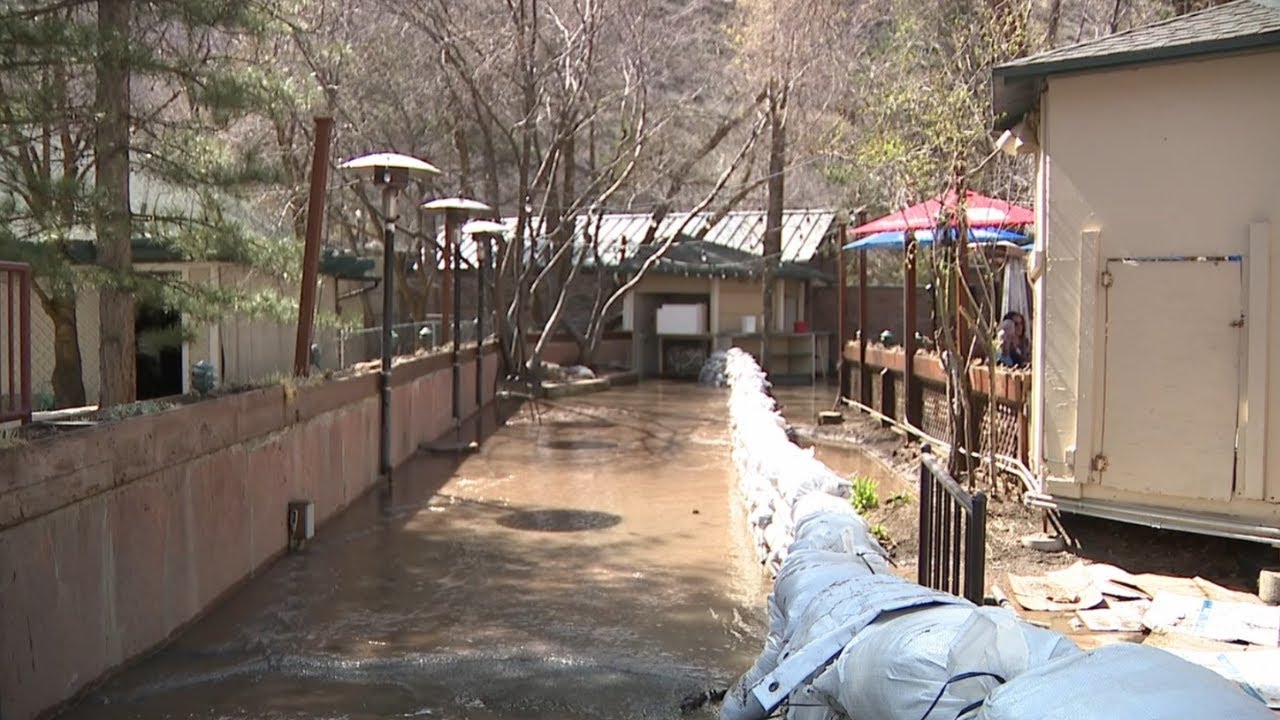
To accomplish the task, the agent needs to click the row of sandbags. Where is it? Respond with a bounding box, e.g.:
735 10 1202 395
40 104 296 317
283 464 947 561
724 349 854 574
721 349 1272 720
698 351 731 388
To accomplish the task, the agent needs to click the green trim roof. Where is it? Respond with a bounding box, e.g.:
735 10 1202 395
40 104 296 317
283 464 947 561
617 240 831 282
0 236 373 279
993 0 1280 129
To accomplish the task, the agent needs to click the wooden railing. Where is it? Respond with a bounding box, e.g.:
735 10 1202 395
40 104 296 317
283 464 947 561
0 261 33 424
843 339 1030 463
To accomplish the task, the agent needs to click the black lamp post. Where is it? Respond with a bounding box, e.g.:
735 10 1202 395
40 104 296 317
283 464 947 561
422 198 493 427
463 219 507 410
338 153 441 480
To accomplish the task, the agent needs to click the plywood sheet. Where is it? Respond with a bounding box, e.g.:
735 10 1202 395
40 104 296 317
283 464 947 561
1100 259 1241 500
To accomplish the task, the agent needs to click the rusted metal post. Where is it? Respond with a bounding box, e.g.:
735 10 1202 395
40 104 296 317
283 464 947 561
19 266 30 420
293 116 333 377
903 231 920 428
836 219 850 400
6 270 13 415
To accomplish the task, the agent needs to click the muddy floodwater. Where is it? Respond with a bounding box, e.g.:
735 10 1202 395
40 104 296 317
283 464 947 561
59 383 769 720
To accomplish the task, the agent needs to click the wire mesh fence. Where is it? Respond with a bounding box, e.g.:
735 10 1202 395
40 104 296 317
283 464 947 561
312 314 491 372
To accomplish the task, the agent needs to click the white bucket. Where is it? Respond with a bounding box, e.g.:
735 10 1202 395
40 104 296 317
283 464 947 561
741 315 758 333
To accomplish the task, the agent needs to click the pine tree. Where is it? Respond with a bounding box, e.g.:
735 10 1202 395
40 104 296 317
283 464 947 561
0 0 306 407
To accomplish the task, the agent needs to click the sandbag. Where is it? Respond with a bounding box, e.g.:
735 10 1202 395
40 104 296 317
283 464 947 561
810 606 1080 720
974 642 1274 720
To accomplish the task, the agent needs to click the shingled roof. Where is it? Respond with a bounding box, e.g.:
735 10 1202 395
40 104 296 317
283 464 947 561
992 0 1280 129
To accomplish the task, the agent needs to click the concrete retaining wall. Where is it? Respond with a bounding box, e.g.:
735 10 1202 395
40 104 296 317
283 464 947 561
0 343 502 720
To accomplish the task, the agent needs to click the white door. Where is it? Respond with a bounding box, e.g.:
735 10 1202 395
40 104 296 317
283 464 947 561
1100 258 1243 501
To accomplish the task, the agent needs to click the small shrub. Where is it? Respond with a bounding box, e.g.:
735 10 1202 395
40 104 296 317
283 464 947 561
870 524 891 543
850 476 879 513
886 490 912 507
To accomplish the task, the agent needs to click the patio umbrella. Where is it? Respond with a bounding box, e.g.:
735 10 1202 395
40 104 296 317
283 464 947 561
843 226 1028 251
852 190 1033 235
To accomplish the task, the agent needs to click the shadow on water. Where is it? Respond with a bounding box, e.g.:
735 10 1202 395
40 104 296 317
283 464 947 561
539 438 620 451
497 508 623 532
56 382 768 720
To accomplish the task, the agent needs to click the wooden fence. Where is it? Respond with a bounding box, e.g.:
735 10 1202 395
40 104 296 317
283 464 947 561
843 340 1030 464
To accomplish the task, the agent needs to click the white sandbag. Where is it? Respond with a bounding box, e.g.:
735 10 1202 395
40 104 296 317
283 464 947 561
810 606 1080 720
974 642 1275 720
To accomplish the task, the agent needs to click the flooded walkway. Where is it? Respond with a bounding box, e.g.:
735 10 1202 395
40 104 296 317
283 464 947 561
59 383 768 720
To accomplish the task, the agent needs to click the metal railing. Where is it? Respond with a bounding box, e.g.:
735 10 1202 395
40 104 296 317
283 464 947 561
0 261 33 424
317 315 488 371
918 446 987 604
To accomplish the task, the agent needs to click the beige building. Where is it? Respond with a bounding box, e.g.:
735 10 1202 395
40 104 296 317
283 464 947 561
992 0 1280 542
11 252 371 407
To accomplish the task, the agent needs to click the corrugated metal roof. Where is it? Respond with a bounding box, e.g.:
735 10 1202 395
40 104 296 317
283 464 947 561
699 211 837 263
432 210 837 270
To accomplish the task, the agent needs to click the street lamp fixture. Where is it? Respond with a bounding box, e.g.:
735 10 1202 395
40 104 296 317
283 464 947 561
463 219 508 411
339 152 441 481
422 198 493 428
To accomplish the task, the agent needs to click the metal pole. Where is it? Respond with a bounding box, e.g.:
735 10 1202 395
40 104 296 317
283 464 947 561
379 188 397 479
442 215 453 346
451 211 463 424
855 210 870 407
293 116 333 377
836 220 849 400
475 234 486 410
858 248 870 406
903 231 919 427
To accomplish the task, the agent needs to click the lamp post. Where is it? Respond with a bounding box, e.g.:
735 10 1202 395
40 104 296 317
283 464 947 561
464 219 507 411
422 198 493 426
338 153 441 480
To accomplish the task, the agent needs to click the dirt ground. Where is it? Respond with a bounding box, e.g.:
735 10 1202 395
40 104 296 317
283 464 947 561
784 404 1276 597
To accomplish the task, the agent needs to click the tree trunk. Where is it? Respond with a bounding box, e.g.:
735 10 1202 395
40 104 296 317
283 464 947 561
760 86 786 373
34 286 87 407
95 0 135 407
1046 0 1062 45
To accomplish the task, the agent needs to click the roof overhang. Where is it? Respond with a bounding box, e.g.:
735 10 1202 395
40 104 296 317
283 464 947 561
992 30 1280 131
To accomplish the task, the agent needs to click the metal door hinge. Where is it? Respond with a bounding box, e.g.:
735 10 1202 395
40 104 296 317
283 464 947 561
1100 270 1114 288
1091 453 1109 472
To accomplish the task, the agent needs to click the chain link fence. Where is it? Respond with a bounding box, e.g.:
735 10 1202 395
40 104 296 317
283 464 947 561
312 314 492 372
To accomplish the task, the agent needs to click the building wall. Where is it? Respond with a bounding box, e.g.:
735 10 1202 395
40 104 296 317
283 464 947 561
628 274 802 334
19 264 350 407
1037 49 1280 517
